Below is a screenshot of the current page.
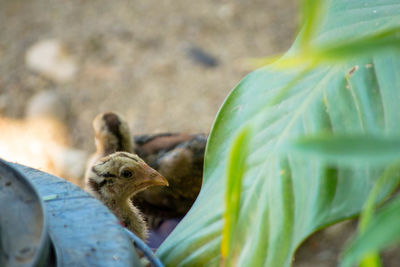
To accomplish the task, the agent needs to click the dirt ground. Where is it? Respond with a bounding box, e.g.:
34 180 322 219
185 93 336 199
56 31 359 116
1 1 397 266
0 0 297 152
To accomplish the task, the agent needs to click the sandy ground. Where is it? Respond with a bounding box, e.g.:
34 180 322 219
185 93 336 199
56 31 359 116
1 1 398 266
0 0 297 153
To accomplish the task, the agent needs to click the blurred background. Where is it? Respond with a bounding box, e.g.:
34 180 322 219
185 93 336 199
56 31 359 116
0 0 297 182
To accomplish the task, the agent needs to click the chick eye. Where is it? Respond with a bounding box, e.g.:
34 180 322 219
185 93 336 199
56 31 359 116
121 169 133 178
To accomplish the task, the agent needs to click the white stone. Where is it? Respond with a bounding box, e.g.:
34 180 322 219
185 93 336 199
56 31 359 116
25 39 77 83
26 90 68 122
50 146 89 181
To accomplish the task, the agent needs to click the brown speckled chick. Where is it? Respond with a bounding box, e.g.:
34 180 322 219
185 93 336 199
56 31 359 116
84 112 133 179
85 111 207 228
85 151 168 241
132 133 206 226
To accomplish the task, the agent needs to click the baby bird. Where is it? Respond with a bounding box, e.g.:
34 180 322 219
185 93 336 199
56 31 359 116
84 112 133 180
85 111 206 228
133 133 206 221
85 151 168 241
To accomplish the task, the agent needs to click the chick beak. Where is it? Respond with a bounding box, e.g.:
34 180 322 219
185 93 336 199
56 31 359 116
142 163 169 187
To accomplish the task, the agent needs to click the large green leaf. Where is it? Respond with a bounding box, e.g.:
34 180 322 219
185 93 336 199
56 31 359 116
289 135 400 166
157 0 400 266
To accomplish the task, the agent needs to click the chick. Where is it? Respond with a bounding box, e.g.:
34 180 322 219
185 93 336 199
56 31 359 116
85 151 168 241
133 133 206 224
86 111 206 228
84 112 133 179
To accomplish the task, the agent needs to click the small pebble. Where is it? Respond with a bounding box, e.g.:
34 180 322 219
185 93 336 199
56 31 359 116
50 147 89 181
26 90 69 122
186 45 219 68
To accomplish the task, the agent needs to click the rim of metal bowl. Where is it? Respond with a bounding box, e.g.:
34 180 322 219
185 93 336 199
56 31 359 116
0 159 51 267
